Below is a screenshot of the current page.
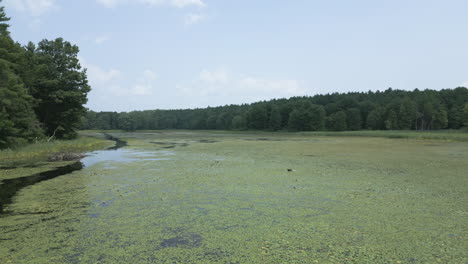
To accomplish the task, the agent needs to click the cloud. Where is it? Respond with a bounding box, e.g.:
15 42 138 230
95 0 122 8
5 0 57 16
199 68 228 83
81 58 158 99
96 0 205 8
460 81 468 88
171 0 204 8
95 34 111 45
184 13 205 25
239 77 304 94
131 84 153 95
143 69 157 81
81 61 122 84
181 68 308 102
128 69 158 95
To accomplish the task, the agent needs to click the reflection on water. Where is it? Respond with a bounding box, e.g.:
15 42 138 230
82 149 174 168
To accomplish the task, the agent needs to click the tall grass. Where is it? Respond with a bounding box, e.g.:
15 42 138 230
0 136 112 167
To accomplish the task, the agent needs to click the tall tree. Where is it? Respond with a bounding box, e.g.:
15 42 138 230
448 106 463 129
328 111 347 131
463 103 468 128
346 108 362 130
0 5 42 148
398 98 417 130
385 110 398 130
268 105 282 131
28 38 91 139
366 108 383 130
247 104 268 130
231 114 247 130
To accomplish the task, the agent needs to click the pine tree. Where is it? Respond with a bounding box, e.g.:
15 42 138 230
0 5 42 148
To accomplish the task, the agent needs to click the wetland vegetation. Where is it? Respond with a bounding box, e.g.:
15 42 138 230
1 131 467 263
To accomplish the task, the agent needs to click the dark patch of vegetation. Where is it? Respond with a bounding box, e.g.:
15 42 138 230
159 233 203 249
198 139 219 143
150 141 189 149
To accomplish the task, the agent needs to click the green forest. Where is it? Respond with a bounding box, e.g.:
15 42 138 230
84 87 468 132
0 1 90 149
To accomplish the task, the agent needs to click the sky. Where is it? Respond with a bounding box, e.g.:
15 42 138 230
3 0 468 112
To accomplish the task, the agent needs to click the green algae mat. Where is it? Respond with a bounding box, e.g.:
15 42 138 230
1 131 467 263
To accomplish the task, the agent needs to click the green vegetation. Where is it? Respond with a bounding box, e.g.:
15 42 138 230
299 129 468 141
0 135 112 167
0 131 466 263
83 87 468 132
0 1 90 149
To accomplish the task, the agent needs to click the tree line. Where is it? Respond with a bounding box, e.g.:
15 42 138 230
0 1 90 149
84 87 468 132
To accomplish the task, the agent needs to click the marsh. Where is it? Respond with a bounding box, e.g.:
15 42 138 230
0 131 467 263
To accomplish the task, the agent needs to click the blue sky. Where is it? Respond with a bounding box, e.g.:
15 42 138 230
3 0 468 111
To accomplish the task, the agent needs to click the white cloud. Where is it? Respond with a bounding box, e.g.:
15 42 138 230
96 0 205 8
95 34 111 45
239 77 304 94
79 57 121 84
5 0 57 16
182 68 308 101
96 0 122 8
184 13 205 25
143 69 157 81
199 68 228 83
128 69 158 95
171 0 204 8
460 81 468 87
131 84 154 95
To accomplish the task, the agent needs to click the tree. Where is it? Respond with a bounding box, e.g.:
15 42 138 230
268 105 282 131
463 103 468 128
385 110 398 130
366 109 383 130
432 108 448 129
327 111 347 131
399 97 417 130
288 109 305 131
448 106 463 129
247 104 268 129
0 5 42 148
118 112 135 131
28 38 91 139
0 1 9 35
231 114 247 130
346 108 362 130
309 104 326 131
80 87 468 132
0 61 42 148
